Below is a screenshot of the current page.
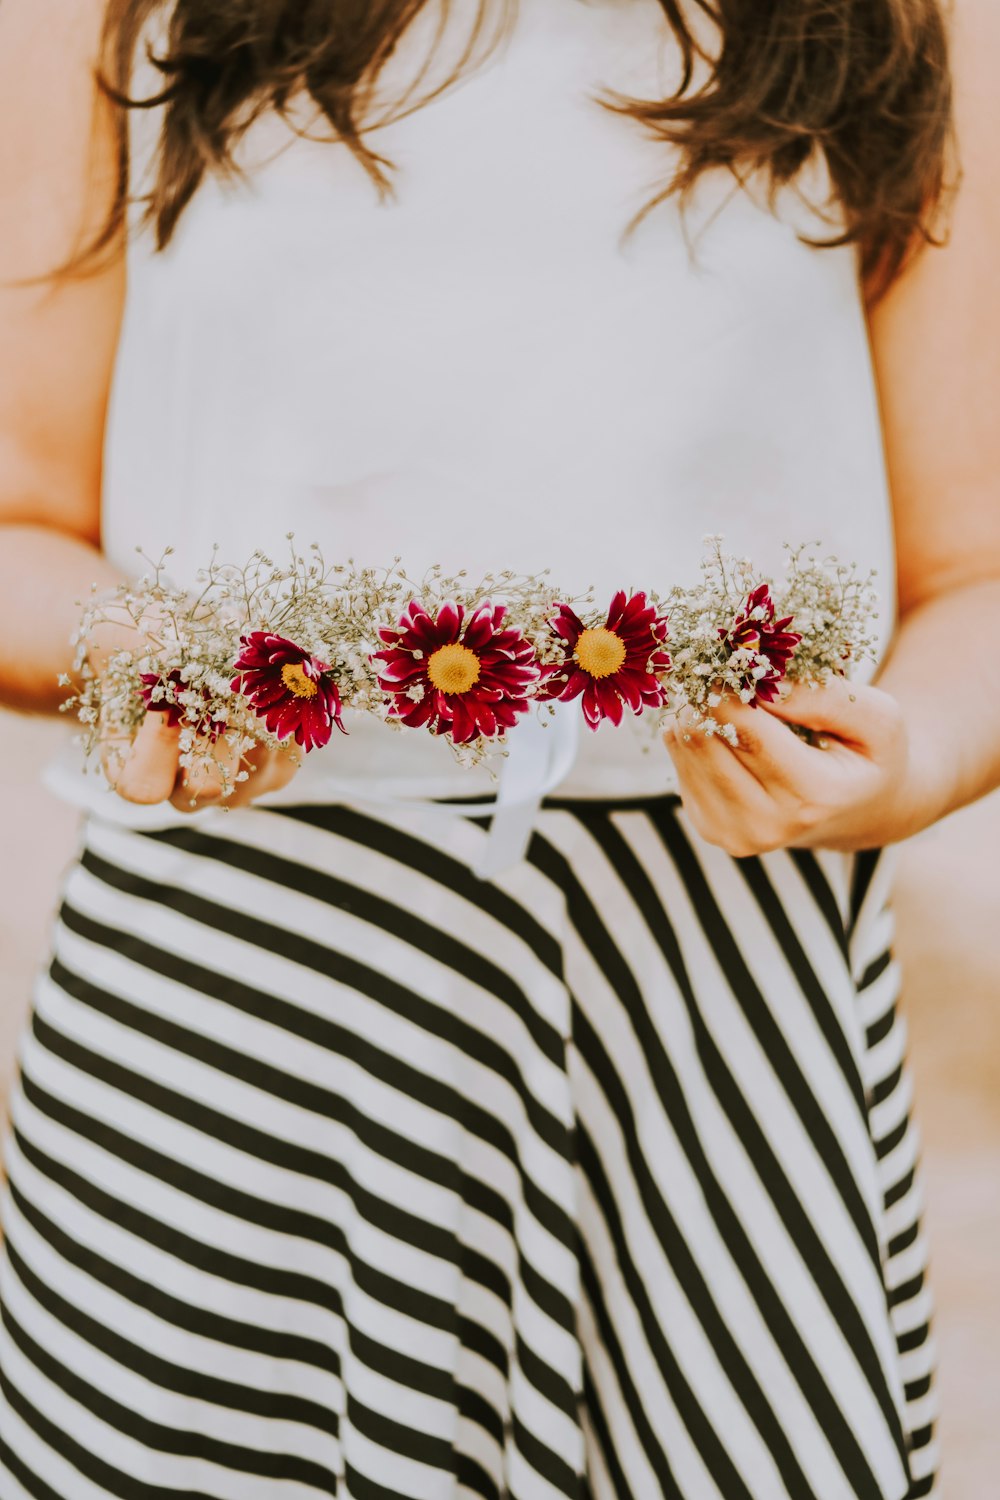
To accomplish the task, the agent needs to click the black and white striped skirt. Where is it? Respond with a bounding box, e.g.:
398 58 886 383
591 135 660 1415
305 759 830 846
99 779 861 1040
0 793 938 1499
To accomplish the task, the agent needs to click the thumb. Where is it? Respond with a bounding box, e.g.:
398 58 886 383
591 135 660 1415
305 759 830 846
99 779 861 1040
109 712 182 804
229 744 301 807
762 675 898 751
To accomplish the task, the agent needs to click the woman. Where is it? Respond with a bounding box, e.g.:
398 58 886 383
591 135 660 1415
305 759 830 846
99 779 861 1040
0 0 993 1494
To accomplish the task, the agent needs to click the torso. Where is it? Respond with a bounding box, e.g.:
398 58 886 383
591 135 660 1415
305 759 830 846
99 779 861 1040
95 0 895 804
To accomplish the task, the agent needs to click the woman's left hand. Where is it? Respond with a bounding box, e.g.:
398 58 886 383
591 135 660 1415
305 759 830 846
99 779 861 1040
662 677 934 858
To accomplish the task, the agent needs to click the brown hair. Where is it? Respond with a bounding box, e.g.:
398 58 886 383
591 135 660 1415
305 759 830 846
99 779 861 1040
96 0 955 296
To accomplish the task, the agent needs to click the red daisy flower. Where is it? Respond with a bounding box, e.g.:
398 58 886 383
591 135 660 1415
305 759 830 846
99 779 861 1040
139 670 227 742
373 599 539 744
231 632 345 751
540 591 672 729
719 584 801 704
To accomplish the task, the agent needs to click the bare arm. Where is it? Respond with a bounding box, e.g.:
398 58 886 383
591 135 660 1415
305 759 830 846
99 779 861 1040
866 0 1000 822
0 0 125 713
663 0 1000 856
0 0 298 809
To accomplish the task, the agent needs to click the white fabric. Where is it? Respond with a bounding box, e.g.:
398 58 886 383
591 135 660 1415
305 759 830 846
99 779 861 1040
52 0 896 824
0 802 936 1498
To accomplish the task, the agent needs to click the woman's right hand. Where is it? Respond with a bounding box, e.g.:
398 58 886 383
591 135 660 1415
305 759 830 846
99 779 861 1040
90 605 301 813
100 714 301 812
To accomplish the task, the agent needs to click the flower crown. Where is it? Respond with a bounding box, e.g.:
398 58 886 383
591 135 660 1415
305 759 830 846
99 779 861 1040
64 537 878 793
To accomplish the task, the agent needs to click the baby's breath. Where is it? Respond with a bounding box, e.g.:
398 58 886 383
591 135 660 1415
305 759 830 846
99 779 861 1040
64 537 878 791
654 537 877 737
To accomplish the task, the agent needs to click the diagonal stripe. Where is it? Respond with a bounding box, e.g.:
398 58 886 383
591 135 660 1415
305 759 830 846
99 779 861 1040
72 845 579 1241
642 808 911 1447
45 920 578 1305
139 822 567 1063
0 799 934 1500
530 810 911 1500
0 1298 340 1492
1 1232 337 1439
734 855 869 1117
597 811 887 1272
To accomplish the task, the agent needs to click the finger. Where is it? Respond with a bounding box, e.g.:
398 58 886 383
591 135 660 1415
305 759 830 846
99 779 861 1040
761 677 899 751
666 721 767 799
258 746 301 795
169 735 241 812
109 713 181 805
665 725 778 853
226 744 301 808
669 698 816 791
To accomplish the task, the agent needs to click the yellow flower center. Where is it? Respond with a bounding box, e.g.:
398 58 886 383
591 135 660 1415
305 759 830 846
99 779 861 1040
574 627 627 679
427 642 481 696
280 662 319 699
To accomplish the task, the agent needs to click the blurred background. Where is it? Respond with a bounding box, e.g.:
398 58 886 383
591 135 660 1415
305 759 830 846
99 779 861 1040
2 706 997 1494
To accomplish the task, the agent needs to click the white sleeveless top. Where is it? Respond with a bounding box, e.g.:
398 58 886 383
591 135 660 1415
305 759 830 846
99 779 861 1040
53 0 895 827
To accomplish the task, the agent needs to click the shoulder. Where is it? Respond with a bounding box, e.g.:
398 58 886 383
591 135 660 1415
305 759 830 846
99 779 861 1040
0 0 108 99
0 0 124 544
0 0 115 279
867 0 1000 611
950 0 1000 182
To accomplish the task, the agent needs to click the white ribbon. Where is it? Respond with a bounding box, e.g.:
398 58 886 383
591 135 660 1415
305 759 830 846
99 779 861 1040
472 704 581 880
